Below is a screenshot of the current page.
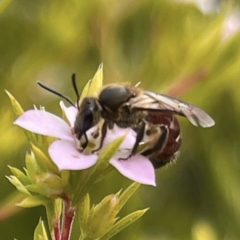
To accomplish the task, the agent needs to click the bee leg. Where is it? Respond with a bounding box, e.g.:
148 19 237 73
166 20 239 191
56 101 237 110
131 122 146 155
92 121 108 153
142 125 168 156
119 122 146 160
81 133 89 149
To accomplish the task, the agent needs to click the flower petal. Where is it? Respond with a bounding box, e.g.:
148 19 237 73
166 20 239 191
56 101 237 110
59 101 78 127
104 126 136 149
84 125 137 154
14 110 73 141
110 155 156 186
49 140 98 170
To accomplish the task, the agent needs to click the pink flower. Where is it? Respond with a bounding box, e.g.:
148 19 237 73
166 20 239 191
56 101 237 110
14 102 156 186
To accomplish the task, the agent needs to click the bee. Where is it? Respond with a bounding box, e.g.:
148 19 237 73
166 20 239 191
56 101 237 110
38 74 215 168
141 113 181 168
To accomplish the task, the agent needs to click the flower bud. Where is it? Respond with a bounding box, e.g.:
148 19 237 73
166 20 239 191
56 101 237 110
27 172 63 199
83 194 119 239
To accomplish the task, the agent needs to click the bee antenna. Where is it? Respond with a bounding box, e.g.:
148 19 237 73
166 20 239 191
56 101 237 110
37 81 76 108
71 73 80 109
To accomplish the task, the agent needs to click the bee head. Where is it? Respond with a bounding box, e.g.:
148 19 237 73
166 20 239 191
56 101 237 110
74 97 101 140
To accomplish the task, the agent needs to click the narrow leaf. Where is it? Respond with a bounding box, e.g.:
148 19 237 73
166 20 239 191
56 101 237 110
45 199 62 235
34 218 49 240
80 79 92 100
5 90 24 116
31 143 58 173
6 176 31 195
17 196 49 208
25 152 40 183
119 182 141 211
88 63 103 96
96 135 125 169
79 194 90 234
6 91 38 144
60 170 70 188
85 194 119 239
8 165 31 185
26 173 63 198
100 208 149 240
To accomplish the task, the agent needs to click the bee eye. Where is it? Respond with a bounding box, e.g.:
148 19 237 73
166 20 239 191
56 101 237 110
74 98 100 140
82 110 94 129
74 112 94 140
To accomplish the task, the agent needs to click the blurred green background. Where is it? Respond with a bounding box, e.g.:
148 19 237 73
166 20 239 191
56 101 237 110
1 0 240 239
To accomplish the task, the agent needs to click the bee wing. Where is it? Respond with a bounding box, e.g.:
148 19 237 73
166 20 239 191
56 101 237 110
130 91 215 128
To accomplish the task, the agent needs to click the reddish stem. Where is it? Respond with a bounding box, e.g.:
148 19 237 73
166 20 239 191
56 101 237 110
61 200 76 240
53 219 61 240
166 69 208 97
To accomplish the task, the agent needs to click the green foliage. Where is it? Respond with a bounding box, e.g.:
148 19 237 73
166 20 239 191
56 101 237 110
78 183 146 240
34 219 49 240
81 63 104 99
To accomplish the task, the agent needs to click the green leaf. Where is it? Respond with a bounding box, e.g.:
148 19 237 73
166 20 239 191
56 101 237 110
45 199 62 235
31 143 58 173
118 182 141 211
88 63 103 96
16 196 49 208
96 135 125 170
85 194 119 239
60 170 70 188
80 63 103 99
6 91 38 144
26 173 63 198
100 208 149 240
5 90 24 117
34 218 49 240
80 79 92 100
115 189 122 198
37 134 57 152
25 152 40 183
79 194 90 234
91 135 126 183
6 176 31 195
53 198 62 220
8 165 31 185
